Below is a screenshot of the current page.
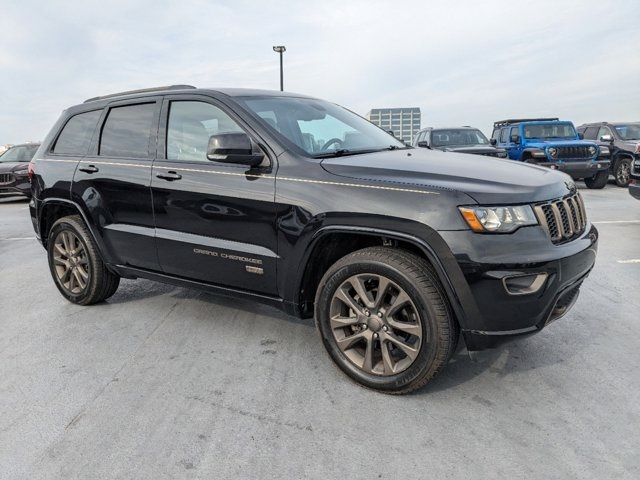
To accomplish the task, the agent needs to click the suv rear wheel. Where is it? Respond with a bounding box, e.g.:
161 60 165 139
614 157 632 187
47 215 120 305
315 247 458 394
584 169 608 189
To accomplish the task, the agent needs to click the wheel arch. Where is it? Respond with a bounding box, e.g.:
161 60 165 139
39 198 110 262
292 225 478 331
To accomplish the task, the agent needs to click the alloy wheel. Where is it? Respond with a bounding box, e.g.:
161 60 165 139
52 230 90 294
329 274 423 376
617 160 630 185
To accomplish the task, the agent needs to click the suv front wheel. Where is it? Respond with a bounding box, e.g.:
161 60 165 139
613 157 632 187
47 215 120 305
315 247 458 394
584 169 609 189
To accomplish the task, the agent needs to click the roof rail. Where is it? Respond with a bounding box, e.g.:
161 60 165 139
493 118 559 128
83 85 196 103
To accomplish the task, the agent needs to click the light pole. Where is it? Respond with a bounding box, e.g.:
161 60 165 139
272 45 286 91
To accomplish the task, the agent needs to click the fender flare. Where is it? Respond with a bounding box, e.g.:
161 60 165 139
39 197 112 264
294 225 481 331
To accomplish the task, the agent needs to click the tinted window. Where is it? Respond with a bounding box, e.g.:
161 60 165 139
167 101 244 162
100 103 156 158
53 110 102 155
597 126 611 140
510 127 519 141
582 126 598 140
0 144 39 163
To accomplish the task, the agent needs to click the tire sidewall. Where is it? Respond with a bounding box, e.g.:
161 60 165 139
47 218 96 304
316 258 443 392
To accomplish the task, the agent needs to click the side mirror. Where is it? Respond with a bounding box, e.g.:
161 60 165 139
490 138 497 146
417 140 430 148
577 132 584 140
387 130 396 137
600 134 613 143
207 133 264 166
510 134 520 144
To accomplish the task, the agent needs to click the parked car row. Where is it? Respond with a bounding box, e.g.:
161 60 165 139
0 142 40 199
413 118 640 190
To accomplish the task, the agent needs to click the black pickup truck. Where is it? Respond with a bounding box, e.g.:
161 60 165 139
28 86 597 393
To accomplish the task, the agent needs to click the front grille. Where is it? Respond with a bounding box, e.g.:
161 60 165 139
534 192 587 244
556 146 592 160
0 173 14 184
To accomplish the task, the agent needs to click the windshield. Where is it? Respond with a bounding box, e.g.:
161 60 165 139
523 123 577 140
236 96 406 157
614 124 640 141
431 129 489 147
0 145 38 162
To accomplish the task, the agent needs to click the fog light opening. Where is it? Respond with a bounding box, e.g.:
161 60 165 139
503 273 548 296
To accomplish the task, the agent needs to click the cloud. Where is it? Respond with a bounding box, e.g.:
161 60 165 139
1 0 639 143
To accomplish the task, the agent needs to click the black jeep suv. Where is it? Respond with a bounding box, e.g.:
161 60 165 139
413 126 508 158
577 122 640 187
29 86 598 393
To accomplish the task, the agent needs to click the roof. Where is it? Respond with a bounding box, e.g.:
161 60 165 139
493 118 560 128
578 121 640 127
421 126 480 131
82 85 315 104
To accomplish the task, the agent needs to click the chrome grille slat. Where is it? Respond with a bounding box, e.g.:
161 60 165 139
0 173 14 184
535 192 587 245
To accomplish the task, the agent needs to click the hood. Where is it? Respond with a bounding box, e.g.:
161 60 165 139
439 145 505 155
321 148 572 205
0 162 29 173
524 139 596 148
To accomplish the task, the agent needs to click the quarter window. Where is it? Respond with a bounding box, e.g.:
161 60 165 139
53 110 102 155
167 101 244 162
100 103 156 158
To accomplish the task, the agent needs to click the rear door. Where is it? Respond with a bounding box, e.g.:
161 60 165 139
72 98 161 270
151 95 277 294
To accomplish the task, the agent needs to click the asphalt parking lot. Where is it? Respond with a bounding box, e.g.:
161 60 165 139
1 185 638 479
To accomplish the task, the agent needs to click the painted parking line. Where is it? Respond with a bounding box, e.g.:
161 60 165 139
0 237 36 241
592 220 640 224
617 259 640 264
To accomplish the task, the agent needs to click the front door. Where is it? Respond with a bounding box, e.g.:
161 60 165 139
151 96 278 294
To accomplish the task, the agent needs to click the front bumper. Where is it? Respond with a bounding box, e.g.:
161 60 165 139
629 182 640 200
536 160 610 180
439 224 598 351
0 176 31 197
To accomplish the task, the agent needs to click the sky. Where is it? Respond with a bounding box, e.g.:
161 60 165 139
1 0 639 144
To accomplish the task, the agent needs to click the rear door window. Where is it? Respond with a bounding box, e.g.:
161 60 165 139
582 127 598 140
52 110 102 155
99 103 156 158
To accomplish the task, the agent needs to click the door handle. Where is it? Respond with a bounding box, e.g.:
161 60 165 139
156 171 182 181
78 165 99 174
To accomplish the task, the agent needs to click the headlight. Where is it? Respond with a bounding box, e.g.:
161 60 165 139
547 147 558 158
599 146 610 156
14 168 28 176
459 205 538 233
588 146 597 156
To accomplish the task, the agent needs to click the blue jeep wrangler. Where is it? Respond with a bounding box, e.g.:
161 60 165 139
492 118 611 189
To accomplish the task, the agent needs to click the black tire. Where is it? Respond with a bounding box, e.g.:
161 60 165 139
613 157 632 187
47 215 120 305
314 247 458 394
584 169 608 189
